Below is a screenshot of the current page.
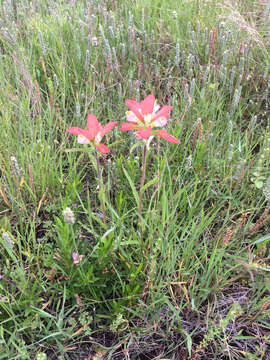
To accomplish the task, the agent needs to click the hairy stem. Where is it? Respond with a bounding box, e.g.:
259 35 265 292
139 144 147 236
95 151 106 225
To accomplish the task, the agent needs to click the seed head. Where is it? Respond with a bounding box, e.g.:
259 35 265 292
2 232 13 249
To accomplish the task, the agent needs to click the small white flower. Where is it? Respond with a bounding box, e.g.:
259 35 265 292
10 156 23 181
62 207 76 225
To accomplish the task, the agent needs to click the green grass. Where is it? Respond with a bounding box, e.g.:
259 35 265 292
0 0 269 358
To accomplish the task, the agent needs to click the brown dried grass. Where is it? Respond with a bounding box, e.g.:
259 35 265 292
216 0 268 50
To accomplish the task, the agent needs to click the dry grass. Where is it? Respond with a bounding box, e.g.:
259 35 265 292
217 0 269 49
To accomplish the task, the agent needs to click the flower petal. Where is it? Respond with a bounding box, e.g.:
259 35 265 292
152 117 168 127
72 252 84 265
126 111 140 123
153 101 160 113
152 105 172 121
67 127 83 135
120 122 137 131
126 99 144 121
87 114 100 140
95 143 109 154
78 135 90 144
72 252 79 264
156 129 179 144
100 121 117 137
68 127 92 140
140 94 155 115
137 126 152 139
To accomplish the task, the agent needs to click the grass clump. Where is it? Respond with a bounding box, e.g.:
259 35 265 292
0 0 269 359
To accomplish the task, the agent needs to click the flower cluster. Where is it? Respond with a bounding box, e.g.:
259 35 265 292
67 114 117 154
66 94 180 257
120 94 179 144
67 94 179 152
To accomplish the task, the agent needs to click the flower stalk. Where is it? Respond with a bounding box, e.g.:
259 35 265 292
95 150 106 224
120 94 179 241
139 144 147 223
67 113 116 226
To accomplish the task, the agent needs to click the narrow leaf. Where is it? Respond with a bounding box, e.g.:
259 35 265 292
141 177 158 193
122 167 139 206
254 234 270 244
129 140 144 154
65 148 92 153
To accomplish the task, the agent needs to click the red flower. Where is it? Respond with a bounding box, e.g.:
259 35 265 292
120 94 179 144
156 129 179 144
67 114 117 154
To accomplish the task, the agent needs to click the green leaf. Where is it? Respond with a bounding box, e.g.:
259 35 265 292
101 227 115 242
122 167 139 207
0 233 16 262
30 306 56 319
209 83 217 90
65 147 92 153
129 140 144 154
255 180 264 189
141 177 158 193
108 139 123 148
182 330 192 357
254 234 270 244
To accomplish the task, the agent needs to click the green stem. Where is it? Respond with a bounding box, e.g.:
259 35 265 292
156 137 160 198
95 151 106 225
139 144 147 237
